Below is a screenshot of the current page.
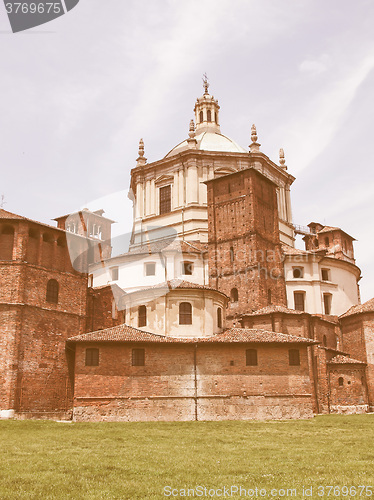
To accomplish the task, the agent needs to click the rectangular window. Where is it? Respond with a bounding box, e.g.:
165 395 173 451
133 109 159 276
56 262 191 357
182 261 193 275
111 267 119 281
138 305 147 327
289 349 300 366
145 262 156 276
132 348 145 366
294 291 305 312
321 269 330 281
85 348 99 366
323 293 332 315
246 349 258 366
159 185 171 215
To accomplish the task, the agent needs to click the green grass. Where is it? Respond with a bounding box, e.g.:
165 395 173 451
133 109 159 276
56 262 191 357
0 415 374 499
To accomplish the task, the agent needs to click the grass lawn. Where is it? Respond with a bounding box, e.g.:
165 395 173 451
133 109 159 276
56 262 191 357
0 414 374 499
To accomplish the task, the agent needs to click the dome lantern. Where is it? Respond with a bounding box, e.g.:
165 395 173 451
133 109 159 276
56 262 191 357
194 74 221 134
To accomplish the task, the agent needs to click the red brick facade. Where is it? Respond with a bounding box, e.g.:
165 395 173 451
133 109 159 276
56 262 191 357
0 212 87 418
69 328 314 422
206 169 287 323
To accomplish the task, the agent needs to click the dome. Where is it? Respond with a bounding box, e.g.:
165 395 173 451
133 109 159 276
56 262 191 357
165 131 247 158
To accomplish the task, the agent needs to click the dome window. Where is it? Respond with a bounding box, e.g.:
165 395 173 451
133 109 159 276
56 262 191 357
207 110 212 122
199 111 203 123
293 267 304 279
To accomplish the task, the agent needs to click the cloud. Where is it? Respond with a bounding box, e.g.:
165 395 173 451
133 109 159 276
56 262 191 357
287 52 374 173
299 54 329 75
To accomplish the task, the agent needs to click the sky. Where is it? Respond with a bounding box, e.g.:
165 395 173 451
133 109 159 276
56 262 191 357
1 0 374 301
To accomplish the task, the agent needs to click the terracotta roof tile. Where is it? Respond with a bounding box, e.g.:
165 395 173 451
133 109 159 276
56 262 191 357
328 355 366 365
126 240 208 256
68 324 316 344
244 305 306 316
340 298 374 318
0 208 84 237
281 244 310 256
130 279 228 297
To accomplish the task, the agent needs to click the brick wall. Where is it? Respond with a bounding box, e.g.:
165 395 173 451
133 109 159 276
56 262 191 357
328 365 368 413
0 219 87 417
207 168 287 321
72 341 313 422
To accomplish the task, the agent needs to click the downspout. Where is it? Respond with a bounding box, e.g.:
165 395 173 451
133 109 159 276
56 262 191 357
194 343 198 421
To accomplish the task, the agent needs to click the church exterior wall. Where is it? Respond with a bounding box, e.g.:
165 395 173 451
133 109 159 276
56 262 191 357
284 254 360 316
72 342 314 422
0 217 87 418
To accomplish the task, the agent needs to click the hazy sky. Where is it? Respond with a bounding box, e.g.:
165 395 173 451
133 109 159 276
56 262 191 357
1 0 374 301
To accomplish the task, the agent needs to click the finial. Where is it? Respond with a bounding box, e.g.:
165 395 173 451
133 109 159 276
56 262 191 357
249 124 261 153
138 138 145 157
187 119 197 148
136 138 147 166
279 148 287 169
189 119 195 138
251 124 258 143
202 73 209 95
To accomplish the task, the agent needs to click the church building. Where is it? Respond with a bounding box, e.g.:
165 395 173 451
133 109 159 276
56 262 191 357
0 80 372 421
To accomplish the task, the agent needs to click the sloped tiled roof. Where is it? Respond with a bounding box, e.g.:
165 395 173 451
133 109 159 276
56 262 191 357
68 324 316 344
328 355 366 365
0 208 84 236
340 298 374 319
244 305 306 316
282 244 310 256
317 225 356 240
0 209 25 220
126 240 208 256
129 279 228 297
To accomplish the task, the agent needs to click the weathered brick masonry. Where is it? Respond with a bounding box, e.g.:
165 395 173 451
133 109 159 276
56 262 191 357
69 326 315 422
206 169 287 322
0 211 87 418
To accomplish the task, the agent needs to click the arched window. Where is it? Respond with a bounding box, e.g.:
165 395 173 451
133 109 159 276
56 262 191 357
199 110 203 123
28 228 38 239
214 111 218 124
43 233 54 243
138 305 147 327
57 236 65 247
179 302 192 325
323 335 327 347
0 224 14 261
217 307 222 329
246 349 258 366
207 110 212 122
230 288 238 303
229 246 234 263
46 279 59 304
338 377 344 387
